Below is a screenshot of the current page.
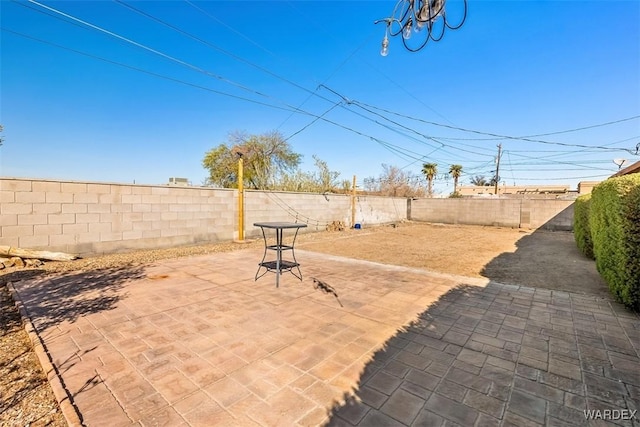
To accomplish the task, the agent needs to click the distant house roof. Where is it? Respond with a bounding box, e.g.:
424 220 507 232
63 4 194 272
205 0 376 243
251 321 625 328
457 185 569 196
611 161 640 177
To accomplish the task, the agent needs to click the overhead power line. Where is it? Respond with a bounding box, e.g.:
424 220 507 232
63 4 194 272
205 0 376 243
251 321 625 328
1 27 299 113
12 0 638 172
23 0 291 108
350 99 640 155
285 0 456 126
2 31 420 167
510 173 613 181
185 0 378 134
15 0 472 165
319 85 496 159
284 103 341 141
114 0 326 104
518 119 640 138
183 0 277 57
115 0 496 162
10 1 438 164
117 0 431 150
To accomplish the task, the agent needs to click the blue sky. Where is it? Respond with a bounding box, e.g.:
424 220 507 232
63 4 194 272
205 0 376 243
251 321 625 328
1 0 639 194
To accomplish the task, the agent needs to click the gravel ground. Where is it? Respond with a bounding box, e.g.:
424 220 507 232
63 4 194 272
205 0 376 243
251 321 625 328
1 284 67 426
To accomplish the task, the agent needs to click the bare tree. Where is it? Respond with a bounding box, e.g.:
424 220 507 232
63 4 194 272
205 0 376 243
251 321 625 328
364 164 425 197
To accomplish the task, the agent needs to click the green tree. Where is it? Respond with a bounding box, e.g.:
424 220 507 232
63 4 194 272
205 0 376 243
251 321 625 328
202 131 301 189
421 162 438 197
449 164 463 195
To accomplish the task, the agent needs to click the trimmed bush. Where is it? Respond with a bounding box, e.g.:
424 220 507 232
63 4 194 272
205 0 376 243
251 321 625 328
589 174 640 310
573 194 593 259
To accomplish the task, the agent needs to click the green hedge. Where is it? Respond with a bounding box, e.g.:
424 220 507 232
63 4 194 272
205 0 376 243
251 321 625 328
573 194 594 259
589 174 640 310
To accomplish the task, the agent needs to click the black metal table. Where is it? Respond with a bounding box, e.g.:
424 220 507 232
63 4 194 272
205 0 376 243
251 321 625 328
254 222 307 287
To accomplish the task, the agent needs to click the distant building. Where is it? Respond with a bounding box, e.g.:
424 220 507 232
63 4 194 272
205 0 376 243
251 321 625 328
168 177 190 186
577 181 600 195
458 184 570 197
575 161 639 195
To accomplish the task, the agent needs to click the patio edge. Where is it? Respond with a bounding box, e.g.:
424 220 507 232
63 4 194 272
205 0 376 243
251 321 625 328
8 281 85 427
296 248 492 287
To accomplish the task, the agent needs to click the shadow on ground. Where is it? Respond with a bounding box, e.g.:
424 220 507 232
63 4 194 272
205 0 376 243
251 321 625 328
326 283 494 426
0 274 68 426
9 264 146 332
325 280 639 426
0 268 47 288
480 229 609 298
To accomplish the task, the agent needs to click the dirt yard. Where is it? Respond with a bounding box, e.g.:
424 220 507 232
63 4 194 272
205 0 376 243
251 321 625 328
297 221 609 298
0 221 608 426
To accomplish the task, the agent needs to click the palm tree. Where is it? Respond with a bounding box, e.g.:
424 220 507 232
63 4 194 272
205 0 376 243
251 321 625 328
421 163 438 197
449 164 463 194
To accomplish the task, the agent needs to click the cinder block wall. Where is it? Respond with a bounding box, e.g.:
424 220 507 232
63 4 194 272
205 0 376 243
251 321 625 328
244 191 407 238
0 178 408 255
520 199 574 230
410 198 574 230
1 177 574 255
244 190 351 238
0 178 236 255
354 195 407 226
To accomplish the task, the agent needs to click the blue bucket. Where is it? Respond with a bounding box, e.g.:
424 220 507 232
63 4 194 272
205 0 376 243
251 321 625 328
354 223 362 229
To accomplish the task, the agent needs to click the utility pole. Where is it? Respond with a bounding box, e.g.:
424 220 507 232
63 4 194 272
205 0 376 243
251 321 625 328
494 144 502 196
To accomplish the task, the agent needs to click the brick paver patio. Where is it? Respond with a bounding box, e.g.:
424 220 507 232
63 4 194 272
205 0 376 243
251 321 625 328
9 248 640 426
